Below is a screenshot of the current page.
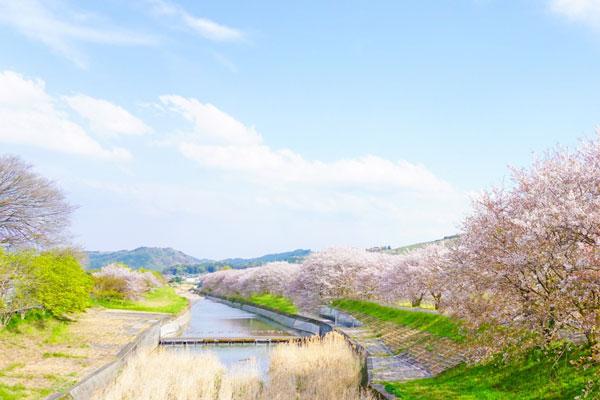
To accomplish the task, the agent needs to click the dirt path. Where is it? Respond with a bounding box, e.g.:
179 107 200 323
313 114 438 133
0 308 166 400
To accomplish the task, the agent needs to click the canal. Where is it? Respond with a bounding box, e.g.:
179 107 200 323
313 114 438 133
166 297 305 377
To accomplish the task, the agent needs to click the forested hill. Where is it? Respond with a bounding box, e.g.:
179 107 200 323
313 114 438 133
222 249 310 266
164 249 311 276
86 247 210 271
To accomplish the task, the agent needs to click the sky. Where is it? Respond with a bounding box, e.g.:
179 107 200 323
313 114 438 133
0 0 599 259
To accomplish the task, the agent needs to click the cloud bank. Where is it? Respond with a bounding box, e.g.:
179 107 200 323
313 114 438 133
160 95 455 196
0 70 135 161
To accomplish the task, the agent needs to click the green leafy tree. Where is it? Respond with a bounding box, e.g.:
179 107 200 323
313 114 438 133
31 250 92 316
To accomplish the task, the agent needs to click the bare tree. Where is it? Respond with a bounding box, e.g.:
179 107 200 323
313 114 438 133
0 155 74 249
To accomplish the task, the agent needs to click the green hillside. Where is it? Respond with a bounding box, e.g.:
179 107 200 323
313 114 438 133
369 235 459 255
86 247 209 272
221 249 310 266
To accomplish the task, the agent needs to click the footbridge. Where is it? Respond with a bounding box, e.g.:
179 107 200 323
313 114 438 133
160 336 301 346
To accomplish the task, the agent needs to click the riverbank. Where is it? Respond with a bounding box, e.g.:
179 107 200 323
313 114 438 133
89 286 188 314
0 308 167 400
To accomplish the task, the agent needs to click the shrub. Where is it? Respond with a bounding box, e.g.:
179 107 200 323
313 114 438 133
92 263 161 299
91 275 128 300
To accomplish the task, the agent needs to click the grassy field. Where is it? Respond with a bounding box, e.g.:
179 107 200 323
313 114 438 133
245 293 299 314
0 306 166 400
384 345 598 399
0 312 84 399
90 287 187 314
331 299 461 340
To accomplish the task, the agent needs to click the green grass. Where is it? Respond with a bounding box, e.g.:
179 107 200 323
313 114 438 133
0 310 72 345
384 345 599 399
396 301 436 311
331 299 461 341
0 383 29 400
42 352 85 359
90 286 187 314
246 293 298 314
0 382 53 400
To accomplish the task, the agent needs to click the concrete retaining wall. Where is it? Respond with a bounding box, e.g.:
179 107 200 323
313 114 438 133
45 314 169 400
160 307 191 337
335 325 392 400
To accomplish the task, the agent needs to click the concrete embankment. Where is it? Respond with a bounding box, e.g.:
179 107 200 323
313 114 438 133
159 291 201 337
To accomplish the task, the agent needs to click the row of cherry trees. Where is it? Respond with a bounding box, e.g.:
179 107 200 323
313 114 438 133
200 134 600 362
200 245 451 313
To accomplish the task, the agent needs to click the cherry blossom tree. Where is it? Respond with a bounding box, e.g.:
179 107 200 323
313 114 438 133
449 134 600 360
93 263 160 299
289 247 388 310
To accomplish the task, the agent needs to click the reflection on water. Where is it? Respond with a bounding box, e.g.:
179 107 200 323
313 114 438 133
165 298 304 379
182 298 295 338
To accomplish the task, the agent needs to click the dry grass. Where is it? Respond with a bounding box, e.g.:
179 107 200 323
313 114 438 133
0 308 163 400
94 332 374 400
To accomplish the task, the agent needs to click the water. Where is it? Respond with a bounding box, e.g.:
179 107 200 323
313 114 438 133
166 298 301 378
182 298 295 338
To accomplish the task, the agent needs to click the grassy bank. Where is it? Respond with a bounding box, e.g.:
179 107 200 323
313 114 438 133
332 299 461 340
246 293 298 314
90 286 187 314
384 345 598 399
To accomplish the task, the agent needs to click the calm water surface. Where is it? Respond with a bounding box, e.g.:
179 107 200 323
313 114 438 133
182 298 295 338
166 298 301 378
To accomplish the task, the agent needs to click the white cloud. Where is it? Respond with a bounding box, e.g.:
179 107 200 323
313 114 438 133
65 95 150 137
160 95 262 145
0 0 156 67
0 70 131 161
550 0 600 26
148 0 245 42
181 14 244 42
162 95 455 196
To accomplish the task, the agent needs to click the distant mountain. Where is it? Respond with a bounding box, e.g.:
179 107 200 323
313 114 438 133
164 249 311 276
86 247 211 272
222 249 311 266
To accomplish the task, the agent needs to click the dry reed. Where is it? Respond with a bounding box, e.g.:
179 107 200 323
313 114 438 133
92 332 374 400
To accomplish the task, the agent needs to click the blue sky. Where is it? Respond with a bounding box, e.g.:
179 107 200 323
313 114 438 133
0 0 598 259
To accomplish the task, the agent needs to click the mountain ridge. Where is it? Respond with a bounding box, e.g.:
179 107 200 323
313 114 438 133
85 247 210 272
85 247 311 273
